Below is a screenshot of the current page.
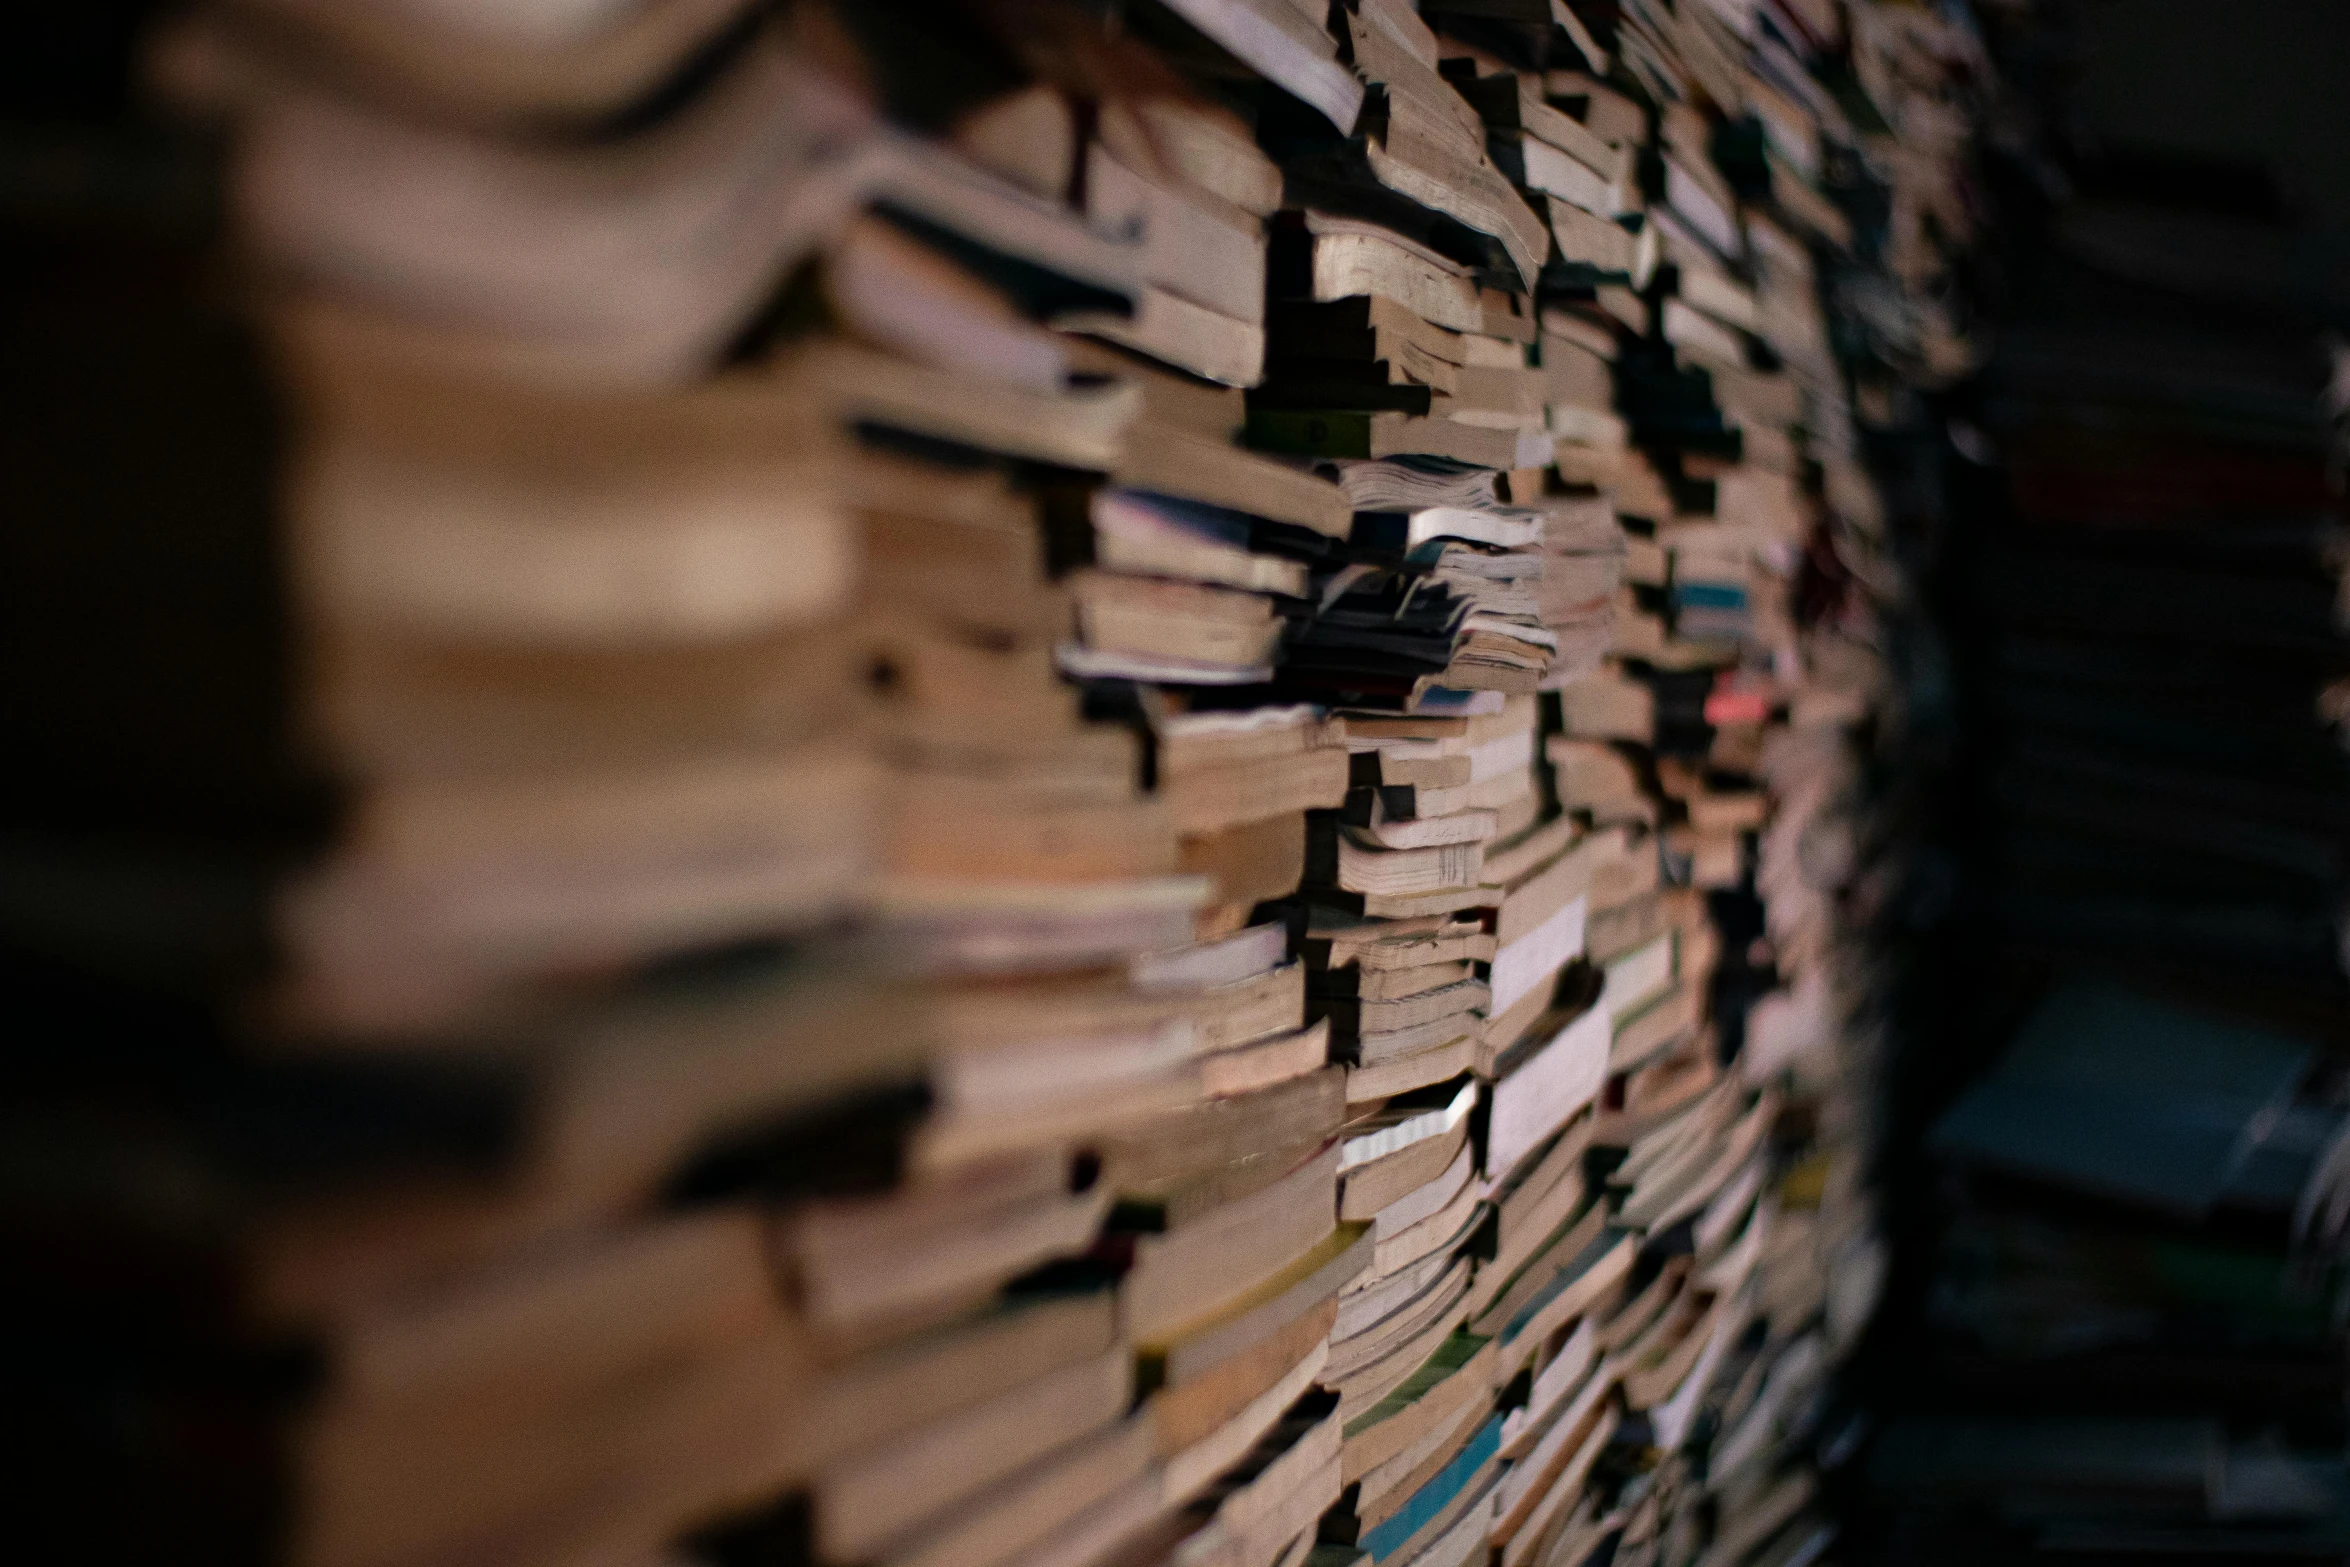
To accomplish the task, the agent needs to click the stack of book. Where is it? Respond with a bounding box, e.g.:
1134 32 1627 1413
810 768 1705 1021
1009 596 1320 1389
1958 175 2350 1003
1879 981 2350 1560
3 2 1999 1566
1529 4 2002 1567
1851 18 2350 1561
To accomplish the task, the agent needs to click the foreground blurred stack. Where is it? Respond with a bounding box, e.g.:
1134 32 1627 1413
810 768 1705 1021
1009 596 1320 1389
4 3 1992 1566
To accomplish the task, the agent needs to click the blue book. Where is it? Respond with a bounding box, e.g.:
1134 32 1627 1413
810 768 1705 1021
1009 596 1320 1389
1360 1413 1505 1563
1931 981 2313 1217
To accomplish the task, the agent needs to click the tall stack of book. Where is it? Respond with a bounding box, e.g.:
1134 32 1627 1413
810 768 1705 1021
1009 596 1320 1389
1531 4 2004 1566
1166 6 1640 1567
6 3 1995 1566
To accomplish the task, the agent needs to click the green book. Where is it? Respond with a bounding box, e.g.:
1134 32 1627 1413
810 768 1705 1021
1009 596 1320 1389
1344 1328 1491 1439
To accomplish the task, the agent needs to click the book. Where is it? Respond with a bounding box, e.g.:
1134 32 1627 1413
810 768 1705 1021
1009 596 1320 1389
814 1347 1133 1559
1121 1142 1343 1342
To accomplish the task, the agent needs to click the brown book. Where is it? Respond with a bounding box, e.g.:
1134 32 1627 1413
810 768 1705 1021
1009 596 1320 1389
1311 917 1495 975
1465 1179 1602 1332
1607 983 1700 1075
1372 755 1472 789
949 83 1077 200
1137 0 1363 138
1025 1476 1178 1567
1124 1142 1342 1341
1479 815 1580 892
279 300 855 641
1488 1227 1636 1385
1333 1243 1451 1345
1084 143 1265 325
1593 1046 1718 1149
1097 96 1284 220
1488 1114 1594 1258
216 0 767 125
1202 1019 1333 1100
1451 363 1548 424
859 454 1066 634
1163 747 1351 834
1585 889 1667 967
1339 1333 1497 1482
1356 884 1505 921
815 1347 1133 1560
1151 1296 1339 1454
1593 1260 1690 1357
1145 1223 1372 1384
1247 403 1527 468
1348 960 1473 1002
780 1152 1111 1336
1342 978 1490 1038
285 738 880 1030
1543 69 1644 146
1193 1404 1345 1567
1354 1388 1484 1528
1350 76 1544 285
1061 336 1246 440
1060 282 1264 390
1114 420 1352 539
790 340 1141 472
1501 1411 1621 1567
1072 569 1283 671
1339 1120 1469 1221
1092 491 1309 598
1557 670 1656 743
1490 1373 1619 1554
324 1207 778 1412
1364 1173 1482 1283
1367 1141 1475 1244
298 1321 811 1567
802 1292 1119 1455
1158 706 1331 776
879 1415 1157 1567
1621 1290 1720 1410
1191 962 1310 1054
1131 922 1289 992
253 973 930 1322
861 623 1084 745
313 620 865 780
1327 1262 1472 1406
1164 1343 1329 1504
823 212 1100 398
1344 1035 1477 1104
297 1217 796 1565
1598 927 1679 1026
1288 220 1483 334
1122 1123 1330 1233
933 966 1273 1056
907 1072 1202 1185
889 779 1178 883
1180 811 1307 911
1102 1067 1347 1198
